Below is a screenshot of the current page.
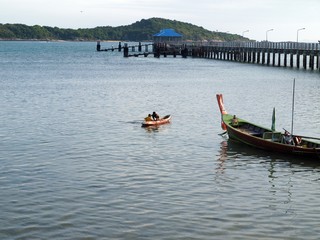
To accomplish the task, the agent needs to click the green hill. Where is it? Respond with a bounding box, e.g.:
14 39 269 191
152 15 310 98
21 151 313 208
0 17 246 41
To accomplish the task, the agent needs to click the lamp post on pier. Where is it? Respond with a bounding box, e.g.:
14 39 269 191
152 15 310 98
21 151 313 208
296 28 305 42
266 29 274 41
242 30 249 37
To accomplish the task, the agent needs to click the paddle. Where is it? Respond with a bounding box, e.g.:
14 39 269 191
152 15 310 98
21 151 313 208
218 131 227 136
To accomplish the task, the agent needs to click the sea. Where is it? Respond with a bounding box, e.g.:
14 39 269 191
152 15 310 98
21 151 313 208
1 41 320 240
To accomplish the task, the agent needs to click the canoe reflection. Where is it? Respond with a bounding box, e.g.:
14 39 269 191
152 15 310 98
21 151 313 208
143 125 160 132
142 123 171 133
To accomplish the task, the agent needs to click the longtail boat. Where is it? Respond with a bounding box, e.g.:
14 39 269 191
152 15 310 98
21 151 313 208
142 114 171 127
216 94 320 159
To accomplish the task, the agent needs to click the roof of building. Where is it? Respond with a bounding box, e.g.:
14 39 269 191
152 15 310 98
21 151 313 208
153 29 183 37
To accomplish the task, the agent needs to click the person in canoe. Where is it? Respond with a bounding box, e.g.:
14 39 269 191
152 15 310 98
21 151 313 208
144 114 153 121
152 111 160 121
231 115 239 127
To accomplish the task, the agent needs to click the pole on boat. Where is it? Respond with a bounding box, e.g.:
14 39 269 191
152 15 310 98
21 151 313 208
271 107 276 131
291 78 296 134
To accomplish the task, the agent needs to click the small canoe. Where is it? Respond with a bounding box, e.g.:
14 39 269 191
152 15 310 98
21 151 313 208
216 94 320 159
142 115 171 127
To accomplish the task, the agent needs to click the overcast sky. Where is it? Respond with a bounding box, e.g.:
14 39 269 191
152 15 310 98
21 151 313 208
1 0 319 42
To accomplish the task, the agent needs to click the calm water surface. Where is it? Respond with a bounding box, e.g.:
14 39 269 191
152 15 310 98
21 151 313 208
1 41 320 239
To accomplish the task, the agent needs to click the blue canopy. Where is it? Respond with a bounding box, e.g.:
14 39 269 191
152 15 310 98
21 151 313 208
153 29 182 37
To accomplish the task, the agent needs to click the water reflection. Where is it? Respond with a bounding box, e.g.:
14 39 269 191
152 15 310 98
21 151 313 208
142 125 160 132
142 122 172 133
216 139 228 174
216 138 295 216
125 119 164 132
223 138 320 167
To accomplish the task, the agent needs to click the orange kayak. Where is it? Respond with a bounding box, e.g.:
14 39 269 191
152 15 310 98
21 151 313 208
142 115 171 127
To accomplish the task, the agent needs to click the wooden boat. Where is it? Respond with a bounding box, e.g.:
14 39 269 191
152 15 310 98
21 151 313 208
216 94 320 159
141 115 171 127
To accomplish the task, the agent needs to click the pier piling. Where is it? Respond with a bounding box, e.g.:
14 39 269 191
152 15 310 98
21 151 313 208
124 43 129 57
118 42 122 52
96 41 101 51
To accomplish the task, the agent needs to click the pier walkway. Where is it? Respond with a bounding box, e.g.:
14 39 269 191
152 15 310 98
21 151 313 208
97 41 320 72
183 41 320 71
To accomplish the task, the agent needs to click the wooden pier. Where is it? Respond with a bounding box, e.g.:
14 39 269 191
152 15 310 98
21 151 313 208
155 41 320 71
96 41 152 53
97 41 320 71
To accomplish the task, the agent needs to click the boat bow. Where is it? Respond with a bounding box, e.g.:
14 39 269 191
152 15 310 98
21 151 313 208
216 94 228 130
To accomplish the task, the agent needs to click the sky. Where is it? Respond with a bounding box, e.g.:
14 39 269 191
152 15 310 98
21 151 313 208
1 0 319 42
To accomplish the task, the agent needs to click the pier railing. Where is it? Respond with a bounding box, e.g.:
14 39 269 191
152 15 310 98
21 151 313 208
214 41 320 51
156 41 320 71
173 41 320 51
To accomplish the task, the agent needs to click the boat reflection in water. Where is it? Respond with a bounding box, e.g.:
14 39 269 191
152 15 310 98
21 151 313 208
216 138 320 213
142 122 172 133
143 125 161 133
217 138 320 168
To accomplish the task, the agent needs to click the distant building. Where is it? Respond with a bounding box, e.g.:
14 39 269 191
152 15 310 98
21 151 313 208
153 29 183 42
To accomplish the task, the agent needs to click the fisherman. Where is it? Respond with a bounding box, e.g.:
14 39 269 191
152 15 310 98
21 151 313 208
152 111 160 121
144 114 153 121
283 130 293 145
